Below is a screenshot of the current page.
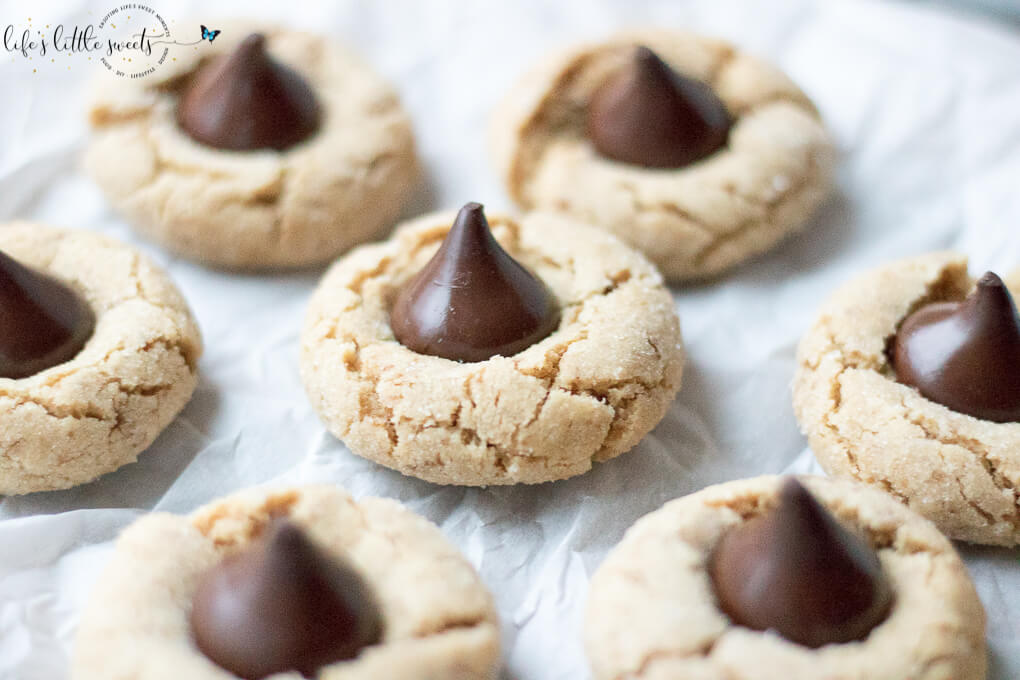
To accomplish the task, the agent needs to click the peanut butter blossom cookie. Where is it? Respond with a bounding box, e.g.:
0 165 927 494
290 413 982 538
86 27 420 269
0 223 201 494
585 476 986 680
301 203 684 485
72 485 500 679
490 30 835 281
794 252 1020 545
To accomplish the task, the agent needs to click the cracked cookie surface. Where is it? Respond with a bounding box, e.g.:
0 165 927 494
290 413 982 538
300 209 684 486
85 25 420 270
793 252 1020 546
0 223 201 495
584 475 987 680
490 29 835 282
72 484 500 680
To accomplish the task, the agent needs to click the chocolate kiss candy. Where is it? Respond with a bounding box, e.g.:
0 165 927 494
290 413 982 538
708 478 893 648
0 251 95 379
587 46 731 168
891 272 1020 423
190 521 382 679
391 202 560 362
177 33 321 151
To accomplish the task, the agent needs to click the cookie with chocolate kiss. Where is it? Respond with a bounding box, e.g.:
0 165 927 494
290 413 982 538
0 250 94 379
587 46 731 168
794 253 1020 546
301 207 684 485
584 475 987 680
709 477 893 648
88 26 421 270
177 33 321 151
72 485 501 679
190 520 382 679
491 31 835 282
391 202 560 362
891 271 1020 423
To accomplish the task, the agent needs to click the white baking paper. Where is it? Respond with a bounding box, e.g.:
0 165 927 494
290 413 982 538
0 0 1018 678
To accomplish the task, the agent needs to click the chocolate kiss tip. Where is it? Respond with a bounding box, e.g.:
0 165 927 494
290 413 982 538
978 271 1004 287
634 45 658 64
241 32 267 49
269 518 304 550
892 270 1020 423
176 32 320 152
459 201 485 223
390 202 560 363
586 44 731 169
190 520 382 679
776 476 818 513
708 477 893 648
0 251 95 379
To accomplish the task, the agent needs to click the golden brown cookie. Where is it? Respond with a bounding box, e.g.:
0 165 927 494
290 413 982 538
85 25 420 270
0 223 201 494
490 30 835 281
72 485 500 680
300 209 684 485
585 475 987 680
794 252 1020 545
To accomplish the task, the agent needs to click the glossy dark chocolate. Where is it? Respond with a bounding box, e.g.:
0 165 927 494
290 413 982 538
0 251 94 379
708 478 893 648
587 46 731 168
190 520 382 679
391 202 560 362
891 272 1020 423
177 33 320 151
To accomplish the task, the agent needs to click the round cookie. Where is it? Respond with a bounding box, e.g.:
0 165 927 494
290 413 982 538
793 252 1020 545
300 209 684 485
72 484 501 680
0 223 202 494
85 25 420 270
584 475 987 680
490 30 835 281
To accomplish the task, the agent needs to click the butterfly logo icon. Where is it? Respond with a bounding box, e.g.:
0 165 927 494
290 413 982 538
201 25 221 42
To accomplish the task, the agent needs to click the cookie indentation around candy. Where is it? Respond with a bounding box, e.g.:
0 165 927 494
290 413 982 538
891 271 1020 423
190 520 382 679
586 46 731 169
708 477 893 648
391 202 560 362
177 33 321 152
0 250 95 379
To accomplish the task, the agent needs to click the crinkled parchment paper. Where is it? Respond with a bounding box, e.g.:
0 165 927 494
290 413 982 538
0 0 1017 678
